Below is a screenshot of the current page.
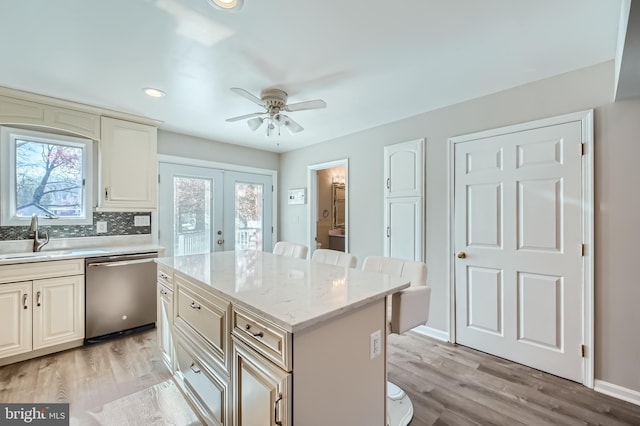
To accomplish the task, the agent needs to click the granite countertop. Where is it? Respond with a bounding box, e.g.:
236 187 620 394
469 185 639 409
156 250 410 333
0 244 164 265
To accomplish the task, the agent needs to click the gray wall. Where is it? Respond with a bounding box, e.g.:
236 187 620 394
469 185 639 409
279 60 640 392
158 130 280 171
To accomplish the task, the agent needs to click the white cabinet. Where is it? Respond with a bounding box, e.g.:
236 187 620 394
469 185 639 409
0 95 100 140
232 337 291 426
157 266 174 371
0 281 32 358
0 259 85 364
32 275 84 350
383 138 425 261
99 116 158 211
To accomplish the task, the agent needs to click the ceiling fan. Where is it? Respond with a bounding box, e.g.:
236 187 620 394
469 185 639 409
226 87 326 136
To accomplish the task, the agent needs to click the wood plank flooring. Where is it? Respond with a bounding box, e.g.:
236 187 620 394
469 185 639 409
388 332 640 426
1 329 639 425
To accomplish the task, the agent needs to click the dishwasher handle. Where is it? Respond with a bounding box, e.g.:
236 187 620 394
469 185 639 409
87 258 156 268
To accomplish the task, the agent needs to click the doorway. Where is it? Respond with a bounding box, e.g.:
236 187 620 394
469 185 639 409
158 162 274 256
308 159 348 255
449 110 594 386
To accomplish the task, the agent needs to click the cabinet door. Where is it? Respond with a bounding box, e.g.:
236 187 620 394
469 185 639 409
100 116 158 210
384 196 423 261
0 281 32 358
158 282 174 371
384 138 424 198
232 338 291 426
32 275 84 350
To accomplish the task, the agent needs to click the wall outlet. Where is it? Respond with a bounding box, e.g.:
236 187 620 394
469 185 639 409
134 215 150 226
370 329 382 360
96 221 108 233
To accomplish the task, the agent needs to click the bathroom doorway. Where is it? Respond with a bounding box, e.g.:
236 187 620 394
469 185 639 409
307 159 348 255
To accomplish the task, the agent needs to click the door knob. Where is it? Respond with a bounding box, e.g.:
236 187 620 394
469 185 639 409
456 251 466 259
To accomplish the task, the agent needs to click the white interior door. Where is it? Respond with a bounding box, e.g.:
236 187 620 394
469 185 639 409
453 119 585 382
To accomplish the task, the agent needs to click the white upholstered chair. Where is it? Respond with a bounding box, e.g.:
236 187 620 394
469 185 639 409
311 249 357 268
361 256 431 426
272 241 308 259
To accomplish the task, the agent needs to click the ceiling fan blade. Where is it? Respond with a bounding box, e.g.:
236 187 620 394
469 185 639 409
282 115 304 133
230 87 265 107
284 99 327 112
225 112 265 122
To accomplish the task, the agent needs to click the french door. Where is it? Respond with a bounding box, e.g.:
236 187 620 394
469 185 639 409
158 163 273 256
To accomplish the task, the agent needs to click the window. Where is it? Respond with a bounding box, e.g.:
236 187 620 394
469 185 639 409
0 126 93 226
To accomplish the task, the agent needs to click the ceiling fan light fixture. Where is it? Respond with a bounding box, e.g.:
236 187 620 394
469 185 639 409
247 117 263 131
207 0 243 11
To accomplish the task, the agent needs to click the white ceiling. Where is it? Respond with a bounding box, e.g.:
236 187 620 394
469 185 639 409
0 0 626 153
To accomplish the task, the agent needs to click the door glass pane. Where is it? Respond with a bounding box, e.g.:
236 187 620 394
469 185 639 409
174 176 211 255
235 182 263 250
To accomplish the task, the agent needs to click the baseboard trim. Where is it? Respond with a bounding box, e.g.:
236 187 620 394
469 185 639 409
594 379 640 406
411 325 450 342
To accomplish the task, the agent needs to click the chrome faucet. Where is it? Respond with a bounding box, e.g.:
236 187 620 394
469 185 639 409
29 214 49 252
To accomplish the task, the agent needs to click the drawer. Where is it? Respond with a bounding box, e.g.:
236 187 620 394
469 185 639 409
0 259 84 284
175 331 228 426
157 264 172 286
174 274 230 368
232 304 292 372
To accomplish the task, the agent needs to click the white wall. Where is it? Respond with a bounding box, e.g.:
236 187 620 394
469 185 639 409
158 130 279 170
280 61 640 393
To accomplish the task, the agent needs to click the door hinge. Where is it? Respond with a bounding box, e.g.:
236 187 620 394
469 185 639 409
581 244 585 256
581 344 585 357
158 174 161 183
581 143 586 156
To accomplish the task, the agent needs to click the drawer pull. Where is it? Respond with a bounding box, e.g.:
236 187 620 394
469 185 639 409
274 392 283 425
190 301 201 310
159 272 169 280
23 293 28 310
189 362 201 374
36 291 41 307
160 289 167 296
245 324 264 338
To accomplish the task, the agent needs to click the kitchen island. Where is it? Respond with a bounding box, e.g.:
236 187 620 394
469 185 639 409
156 250 410 426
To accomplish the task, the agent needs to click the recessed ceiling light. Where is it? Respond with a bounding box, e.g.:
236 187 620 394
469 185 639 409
207 0 243 11
143 88 166 98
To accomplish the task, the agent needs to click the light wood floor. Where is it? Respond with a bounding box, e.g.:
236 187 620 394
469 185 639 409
388 332 640 426
1 330 639 425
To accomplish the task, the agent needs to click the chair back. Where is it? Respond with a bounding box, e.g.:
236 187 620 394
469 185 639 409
362 256 430 334
311 249 357 268
273 241 308 259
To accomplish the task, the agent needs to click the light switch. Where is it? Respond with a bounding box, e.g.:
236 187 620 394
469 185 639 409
134 215 150 226
96 221 107 233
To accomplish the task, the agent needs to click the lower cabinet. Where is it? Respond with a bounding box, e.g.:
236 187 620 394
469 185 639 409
175 329 230 426
0 274 84 359
232 337 291 426
157 281 174 370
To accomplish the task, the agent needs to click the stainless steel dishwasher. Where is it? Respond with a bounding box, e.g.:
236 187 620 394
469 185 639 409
85 252 158 343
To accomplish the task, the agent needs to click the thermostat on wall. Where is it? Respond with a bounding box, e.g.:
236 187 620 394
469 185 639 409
288 188 306 205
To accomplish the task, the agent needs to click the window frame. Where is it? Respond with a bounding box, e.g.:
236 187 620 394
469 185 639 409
0 126 94 226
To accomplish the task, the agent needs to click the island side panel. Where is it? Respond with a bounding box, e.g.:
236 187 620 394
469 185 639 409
292 298 387 426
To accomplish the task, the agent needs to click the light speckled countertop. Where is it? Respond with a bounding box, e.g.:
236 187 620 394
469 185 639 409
0 244 164 265
156 250 410 333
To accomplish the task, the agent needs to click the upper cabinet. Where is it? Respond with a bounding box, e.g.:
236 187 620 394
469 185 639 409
384 138 424 198
99 117 157 211
0 95 100 140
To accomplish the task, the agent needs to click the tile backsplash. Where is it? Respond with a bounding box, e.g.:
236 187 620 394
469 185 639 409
0 212 151 241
